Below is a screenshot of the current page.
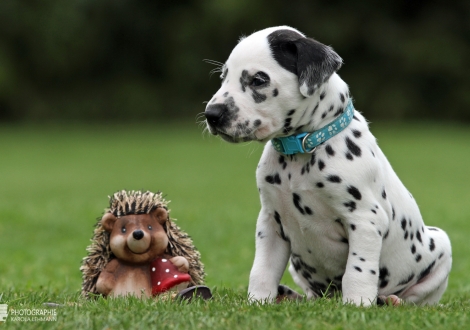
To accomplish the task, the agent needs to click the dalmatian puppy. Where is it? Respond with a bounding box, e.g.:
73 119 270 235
204 26 452 306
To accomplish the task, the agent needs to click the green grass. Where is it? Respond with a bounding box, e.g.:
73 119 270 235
0 121 469 329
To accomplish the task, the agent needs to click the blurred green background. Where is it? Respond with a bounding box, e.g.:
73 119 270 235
0 0 469 122
0 0 470 306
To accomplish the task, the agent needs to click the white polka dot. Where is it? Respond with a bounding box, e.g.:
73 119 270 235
165 269 170 273
152 267 155 272
162 259 167 262
157 281 161 286
174 275 178 278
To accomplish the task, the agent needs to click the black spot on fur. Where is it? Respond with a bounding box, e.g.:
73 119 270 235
333 107 344 117
417 261 435 282
301 270 312 280
371 209 377 214
308 281 327 296
359 257 366 262
350 224 356 231
291 253 317 275
353 115 360 121
265 174 281 185
415 254 422 262
240 70 249 92
278 155 287 170
429 238 435 251
370 270 376 275
382 189 387 199
392 207 396 220
401 218 407 231
310 153 316 166
416 230 422 244
327 175 342 183
341 237 348 244
340 93 345 103
253 119 262 127
383 230 389 239
274 211 289 242
316 182 324 188
320 91 326 100
345 152 353 160
257 231 265 239
354 266 362 272
287 109 296 116
404 231 409 240
379 267 390 288
347 186 362 200
318 160 325 171
321 111 327 119
273 89 279 97
305 206 313 215
345 137 362 157
352 129 361 138
411 244 416 254
398 273 415 286
293 193 305 215
325 144 335 156
344 201 356 212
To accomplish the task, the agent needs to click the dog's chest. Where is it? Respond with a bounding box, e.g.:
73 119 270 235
257 146 351 274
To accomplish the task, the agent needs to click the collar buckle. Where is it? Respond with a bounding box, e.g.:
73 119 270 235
271 99 355 155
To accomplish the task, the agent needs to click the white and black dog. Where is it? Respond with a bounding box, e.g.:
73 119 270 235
204 26 451 306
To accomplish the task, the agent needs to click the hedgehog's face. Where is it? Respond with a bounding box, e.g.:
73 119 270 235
101 208 169 264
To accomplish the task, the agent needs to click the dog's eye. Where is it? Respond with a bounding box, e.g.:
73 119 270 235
148 225 152 230
251 72 270 87
121 226 126 233
251 77 266 86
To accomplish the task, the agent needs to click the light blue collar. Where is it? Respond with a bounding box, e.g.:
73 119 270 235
271 99 355 155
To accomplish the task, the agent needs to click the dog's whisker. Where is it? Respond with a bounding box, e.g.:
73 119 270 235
203 59 224 67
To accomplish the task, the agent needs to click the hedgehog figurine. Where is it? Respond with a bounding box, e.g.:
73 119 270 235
80 190 211 300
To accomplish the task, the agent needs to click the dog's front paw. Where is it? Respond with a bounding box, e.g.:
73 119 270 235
248 286 278 303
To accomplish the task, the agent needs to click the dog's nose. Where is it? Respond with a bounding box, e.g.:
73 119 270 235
205 103 227 127
132 230 144 240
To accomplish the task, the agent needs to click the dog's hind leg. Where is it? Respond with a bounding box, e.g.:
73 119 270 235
400 228 452 305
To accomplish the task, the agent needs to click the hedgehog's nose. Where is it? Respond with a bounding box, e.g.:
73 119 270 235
133 230 144 240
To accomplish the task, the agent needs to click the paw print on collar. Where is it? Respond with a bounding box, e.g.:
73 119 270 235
328 124 338 136
315 131 326 144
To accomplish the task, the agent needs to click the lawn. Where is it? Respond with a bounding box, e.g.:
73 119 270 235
0 121 469 329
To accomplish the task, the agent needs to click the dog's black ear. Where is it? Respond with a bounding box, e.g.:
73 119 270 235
268 29 343 97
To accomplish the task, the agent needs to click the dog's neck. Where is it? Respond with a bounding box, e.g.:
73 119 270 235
291 73 351 134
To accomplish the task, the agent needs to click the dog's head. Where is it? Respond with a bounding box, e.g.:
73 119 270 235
204 26 343 143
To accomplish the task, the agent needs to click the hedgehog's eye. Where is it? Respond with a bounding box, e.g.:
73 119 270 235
148 225 152 230
121 226 126 233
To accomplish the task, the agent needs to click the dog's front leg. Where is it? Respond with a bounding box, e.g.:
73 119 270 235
342 220 383 306
248 209 291 303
